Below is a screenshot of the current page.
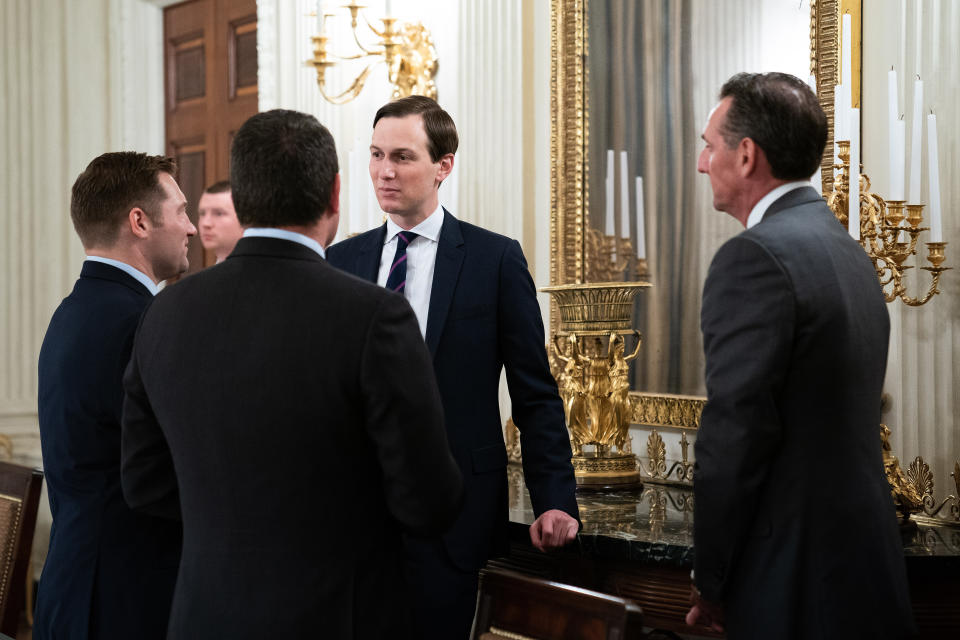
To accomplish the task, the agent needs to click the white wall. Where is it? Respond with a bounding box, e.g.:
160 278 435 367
864 0 959 501
1 0 167 576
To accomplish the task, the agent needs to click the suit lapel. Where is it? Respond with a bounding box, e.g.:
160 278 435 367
357 225 388 282
425 209 464 357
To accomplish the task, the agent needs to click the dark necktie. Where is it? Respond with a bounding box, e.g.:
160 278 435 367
384 230 418 294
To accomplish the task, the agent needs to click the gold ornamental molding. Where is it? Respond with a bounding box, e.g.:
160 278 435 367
629 392 704 431
811 0 860 194
549 0 587 306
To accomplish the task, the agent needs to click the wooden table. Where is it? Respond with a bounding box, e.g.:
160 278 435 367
495 464 960 637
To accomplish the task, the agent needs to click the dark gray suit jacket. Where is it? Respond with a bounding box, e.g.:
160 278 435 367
121 237 462 638
694 187 915 639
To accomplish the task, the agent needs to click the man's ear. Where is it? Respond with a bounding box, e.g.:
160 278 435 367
128 207 151 239
436 153 454 185
737 137 759 178
327 173 341 215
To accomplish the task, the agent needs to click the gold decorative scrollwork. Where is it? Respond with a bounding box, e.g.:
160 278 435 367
630 393 704 430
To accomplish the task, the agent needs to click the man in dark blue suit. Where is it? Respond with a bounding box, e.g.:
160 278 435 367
327 96 579 639
36 152 195 639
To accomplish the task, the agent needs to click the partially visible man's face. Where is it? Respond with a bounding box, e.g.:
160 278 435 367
369 114 450 222
198 190 243 261
697 97 741 215
147 172 196 281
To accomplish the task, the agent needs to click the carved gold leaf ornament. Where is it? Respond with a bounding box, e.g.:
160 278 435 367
907 456 934 498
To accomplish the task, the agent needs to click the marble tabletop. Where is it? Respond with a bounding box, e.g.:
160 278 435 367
506 464 960 566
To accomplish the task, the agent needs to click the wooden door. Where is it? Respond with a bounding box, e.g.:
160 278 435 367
164 0 258 272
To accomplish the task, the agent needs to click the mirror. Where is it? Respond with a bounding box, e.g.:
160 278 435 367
551 0 846 403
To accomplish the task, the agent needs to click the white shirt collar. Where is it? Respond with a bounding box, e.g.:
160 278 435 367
384 204 444 244
745 181 813 229
243 228 326 258
84 256 159 295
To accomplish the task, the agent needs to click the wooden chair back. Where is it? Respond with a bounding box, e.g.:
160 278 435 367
0 462 43 637
471 568 644 640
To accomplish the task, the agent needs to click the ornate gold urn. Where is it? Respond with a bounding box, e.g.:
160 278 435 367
541 282 650 488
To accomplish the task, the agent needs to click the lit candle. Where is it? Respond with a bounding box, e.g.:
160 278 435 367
635 177 646 259
849 108 860 241
927 112 942 243
619 151 630 239
909 78 923 203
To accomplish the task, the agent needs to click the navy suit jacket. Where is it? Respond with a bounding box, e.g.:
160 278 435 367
694 188 914 638
327 210 578 569
36 261 181 640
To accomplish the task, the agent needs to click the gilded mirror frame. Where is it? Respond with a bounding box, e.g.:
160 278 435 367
548 0 852 431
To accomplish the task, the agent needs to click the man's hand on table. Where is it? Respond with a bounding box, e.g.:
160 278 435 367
529 509 578 551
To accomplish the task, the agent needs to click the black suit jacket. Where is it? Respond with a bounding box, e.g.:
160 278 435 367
694 187 914 638
327 210 578 570
36 261 181 640
121 237 462 638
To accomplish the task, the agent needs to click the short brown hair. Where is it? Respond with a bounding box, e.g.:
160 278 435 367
70 152 177 248
204 180 231 194
373 96 458 161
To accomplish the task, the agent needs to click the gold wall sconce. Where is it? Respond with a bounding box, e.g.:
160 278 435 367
305 3 438 104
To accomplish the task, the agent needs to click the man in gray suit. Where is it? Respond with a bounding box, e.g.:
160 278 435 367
686 72 915 638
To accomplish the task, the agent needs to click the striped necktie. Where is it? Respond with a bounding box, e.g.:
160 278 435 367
384 230 418 294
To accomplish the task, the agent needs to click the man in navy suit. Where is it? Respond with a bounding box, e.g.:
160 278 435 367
36 152 195 639
327 96 580 639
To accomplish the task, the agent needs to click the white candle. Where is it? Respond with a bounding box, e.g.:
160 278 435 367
385 0 392 16
841 13 852 91
619 151 630 239
927 113 942 243
316 1 324 33
888 68 902 200
909 79 923 203
834 86 846 141
849 108 860 241
807 74 817 95
605 150 615 239
890 118 906 201
635 177 646 259
888 68 898 123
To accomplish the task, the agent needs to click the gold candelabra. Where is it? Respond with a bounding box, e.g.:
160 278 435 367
585 228 648 282
827 140 950 306
305 3 438 104
541 282 651 489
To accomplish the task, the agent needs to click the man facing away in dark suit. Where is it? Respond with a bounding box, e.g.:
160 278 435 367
326 96 579 639
36 152 196 639
121 109 463 639
686 72 915 639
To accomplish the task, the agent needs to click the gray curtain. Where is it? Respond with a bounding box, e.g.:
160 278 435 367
586 0 702 395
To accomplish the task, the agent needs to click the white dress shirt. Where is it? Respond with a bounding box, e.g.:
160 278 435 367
84 256 159 295
243 227 326 258
745 181 814 229
377 205 444 337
